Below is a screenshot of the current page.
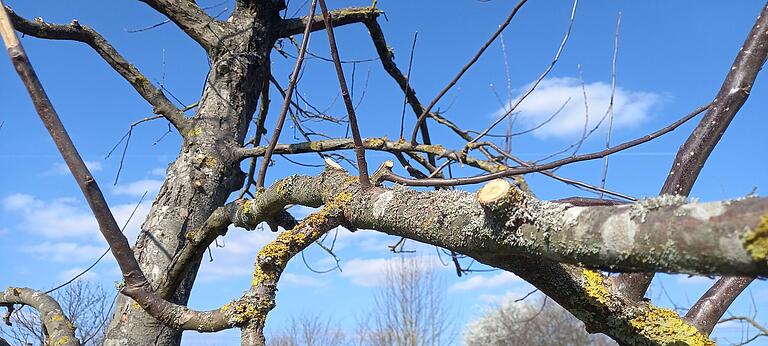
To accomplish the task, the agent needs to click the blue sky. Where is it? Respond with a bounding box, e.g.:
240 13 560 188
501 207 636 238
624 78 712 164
1 1 767 345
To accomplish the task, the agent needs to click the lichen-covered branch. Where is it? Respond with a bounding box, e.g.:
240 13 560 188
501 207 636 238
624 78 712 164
234 168 736 344
1 287 79 346
238 170 768 276
616 2 768 330
279 6 381 37
235 137 508 173
229 195 349 345
6 7 190 133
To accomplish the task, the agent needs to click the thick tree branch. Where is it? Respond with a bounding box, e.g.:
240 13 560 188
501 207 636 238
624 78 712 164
237 170 768 279
234 168 734 345
1 288 79 346
138 0 224 50
616 2 768 328
5 7 190 133
279 6 381 37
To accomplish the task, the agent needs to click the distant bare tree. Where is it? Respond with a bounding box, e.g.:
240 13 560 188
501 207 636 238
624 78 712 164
464 295 616 346
354 256 453 346
0 280 112 346
268 312 346 346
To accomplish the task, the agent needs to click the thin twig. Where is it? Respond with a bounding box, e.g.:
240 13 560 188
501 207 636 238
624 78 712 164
256 0 317 188
409 0 529 145
383 104 708 187
318 0 370 188
599 12 621 198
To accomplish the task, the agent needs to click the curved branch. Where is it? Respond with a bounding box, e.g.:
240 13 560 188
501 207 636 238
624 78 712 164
234 168 737 344
616 2 768 327
139 0 224 50
279 6 381 37
5 7 190 133
1 287 79 346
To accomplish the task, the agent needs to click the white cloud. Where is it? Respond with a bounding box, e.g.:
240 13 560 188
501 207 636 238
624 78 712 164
3 194 99 238
281 273 326 287
112 179 163 197
57 267 98 282
2 193 151 241
450 271 520 291
22 242 106 263
47 161 103 175
498 77 660 139
340 256 441 287
198 226 278 281
149 167 168 177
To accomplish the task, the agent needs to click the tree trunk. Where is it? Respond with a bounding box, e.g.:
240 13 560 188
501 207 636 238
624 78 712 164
103 4 281 344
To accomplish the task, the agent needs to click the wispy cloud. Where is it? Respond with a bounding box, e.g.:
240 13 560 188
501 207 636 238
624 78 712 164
2 193 151 241
46 161 103 176
197 226 278 281
22 242 106 263
57 267 98 282
281 273 327 287
496 77 660 139
450 271 520 291
112 179 163 197
340 256 441 287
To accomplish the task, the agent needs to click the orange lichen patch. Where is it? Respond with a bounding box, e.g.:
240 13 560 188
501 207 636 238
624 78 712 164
629 306 714 346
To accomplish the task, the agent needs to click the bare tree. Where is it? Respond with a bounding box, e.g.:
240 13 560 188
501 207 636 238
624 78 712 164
355 257 453 346
0 280 112 346
1 1 768 345
267 312 347 346
464 295 616 346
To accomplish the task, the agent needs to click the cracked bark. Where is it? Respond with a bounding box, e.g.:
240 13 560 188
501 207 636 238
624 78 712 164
232 168 767 344
102 4 283 345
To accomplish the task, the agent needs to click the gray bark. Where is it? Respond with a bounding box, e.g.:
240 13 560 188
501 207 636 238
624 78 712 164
102 3 282 345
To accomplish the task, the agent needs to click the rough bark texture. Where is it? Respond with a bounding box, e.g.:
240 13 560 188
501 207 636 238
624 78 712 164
103 3 282 345
1 288 80 346
6 1 768 345
232 168 763 344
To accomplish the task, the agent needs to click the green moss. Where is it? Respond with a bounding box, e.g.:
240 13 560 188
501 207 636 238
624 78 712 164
628 306 714 346
744 214 768 262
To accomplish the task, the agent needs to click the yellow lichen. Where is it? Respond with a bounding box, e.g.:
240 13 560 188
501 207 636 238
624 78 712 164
582 269 610 306
744 214 768 262
629 306 714 346
366 138 386 148
134 75 150 88
50 314 64 322
241 199 253 213
250 192 353 288
52 335 72 346
187 125 202 137
309 141 323 151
